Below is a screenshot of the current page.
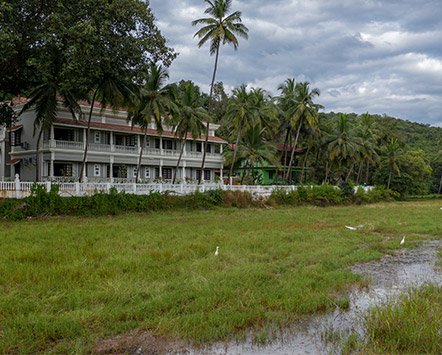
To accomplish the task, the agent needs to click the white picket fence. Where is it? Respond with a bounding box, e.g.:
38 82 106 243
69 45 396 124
0 178 299 199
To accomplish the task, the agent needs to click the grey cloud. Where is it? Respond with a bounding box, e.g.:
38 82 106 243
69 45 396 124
149 0 442 126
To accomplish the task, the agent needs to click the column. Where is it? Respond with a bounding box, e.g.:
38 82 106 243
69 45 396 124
50 152 54 178
83 128 87 149
110 131 114 152
182 162 186 183
50 125 55 148
110 156 114 183
137 135 141 154
159 158 163 179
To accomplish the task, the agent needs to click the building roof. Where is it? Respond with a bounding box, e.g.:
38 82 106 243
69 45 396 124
54 118 227 143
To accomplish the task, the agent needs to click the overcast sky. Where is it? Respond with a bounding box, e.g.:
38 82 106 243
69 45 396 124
149 0 442 127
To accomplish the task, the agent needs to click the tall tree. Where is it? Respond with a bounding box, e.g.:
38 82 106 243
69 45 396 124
277 80 322 183
79 75 134 182
128 63 176 183
327 113 362 182
234 126 277 185
226 85 276 180
19 82 81 181
192 0 248 184
1 0 176 99
171 81 208 184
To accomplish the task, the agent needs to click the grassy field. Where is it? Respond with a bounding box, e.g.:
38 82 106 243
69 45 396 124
0 200 441 353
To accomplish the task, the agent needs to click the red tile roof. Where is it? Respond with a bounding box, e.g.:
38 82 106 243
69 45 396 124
7 158 21 165
54 118 227 143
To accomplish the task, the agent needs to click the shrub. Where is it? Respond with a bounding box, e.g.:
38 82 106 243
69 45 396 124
222 191 252 208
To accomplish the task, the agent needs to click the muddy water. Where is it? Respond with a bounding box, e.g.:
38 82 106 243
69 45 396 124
191 240 442 355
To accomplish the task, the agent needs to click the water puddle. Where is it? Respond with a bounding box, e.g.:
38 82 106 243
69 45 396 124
191 240 442 355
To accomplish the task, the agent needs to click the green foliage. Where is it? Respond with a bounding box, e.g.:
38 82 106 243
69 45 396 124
362 285 442 354
1 0 176 97
374 149 433 195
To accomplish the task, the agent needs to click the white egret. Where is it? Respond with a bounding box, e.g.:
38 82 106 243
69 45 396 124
345 226 357 230
400 236 405 245
214 246 219 256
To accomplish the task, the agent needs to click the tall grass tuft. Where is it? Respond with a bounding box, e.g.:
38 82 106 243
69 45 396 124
363 285 442 354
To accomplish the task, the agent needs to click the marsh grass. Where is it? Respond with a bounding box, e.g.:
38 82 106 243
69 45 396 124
0 201 440 353
361 285 442 354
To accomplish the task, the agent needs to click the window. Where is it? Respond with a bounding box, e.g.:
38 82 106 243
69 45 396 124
215 144 221 153
206 144 212 153
163 139 173 150
162 167 172 180
145 167 150 178
54 128 74 141
94 132 101 144
204 169 211 181
154 167 160 179
9 129 22 146
196 169 202 181
196 142 202 152
155 138 161 149
126 135 136 146
144 137 150 147
113 165 127 178
94 164 101 177
133 167 138 178
268 170 274 180
54 163 73 177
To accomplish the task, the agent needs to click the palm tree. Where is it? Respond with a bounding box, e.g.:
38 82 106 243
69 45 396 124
192 0 249 184
226 85 276 180
383 137 402 189
79 75 134 182
235 126 277 184
171 81 209 184
128 63 176 183
20 82 81 181
277 80 322 183
356 112 380 184
327 113 362 182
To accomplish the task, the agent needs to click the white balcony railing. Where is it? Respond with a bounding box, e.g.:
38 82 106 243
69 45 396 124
42 140 222 160
114 145 138 154
55 140 84 150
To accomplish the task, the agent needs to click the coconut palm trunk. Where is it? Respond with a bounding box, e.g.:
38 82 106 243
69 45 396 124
365 161 370 184
35 128 43 182
173 132 188 184
135 128 148 183
345 163 354 182
387 171 392 189
286 123 302 184
281 128 290 182
356 161 364 185
300 147 310 184
229 119 244 179
199 43 220 184
79 88 98 182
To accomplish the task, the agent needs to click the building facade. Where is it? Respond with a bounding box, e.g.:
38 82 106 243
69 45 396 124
6 102 225 183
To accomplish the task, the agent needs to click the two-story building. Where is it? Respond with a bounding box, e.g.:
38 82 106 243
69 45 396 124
6 101 226 183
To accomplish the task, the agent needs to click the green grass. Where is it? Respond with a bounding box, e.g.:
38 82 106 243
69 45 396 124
0 200 441 353
361 284 442 354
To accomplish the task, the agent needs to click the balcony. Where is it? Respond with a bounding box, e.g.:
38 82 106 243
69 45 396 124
42 140 222 160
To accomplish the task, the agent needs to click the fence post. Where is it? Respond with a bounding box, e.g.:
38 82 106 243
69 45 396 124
180 183 184 194
106 183 111 193
159 183 163 193
46 181 51 192
14 174 20 199
133 183 137 194
75 182 80 196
